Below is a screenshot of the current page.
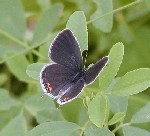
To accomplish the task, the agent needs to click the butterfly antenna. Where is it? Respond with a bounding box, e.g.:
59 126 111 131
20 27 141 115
82 50 88 70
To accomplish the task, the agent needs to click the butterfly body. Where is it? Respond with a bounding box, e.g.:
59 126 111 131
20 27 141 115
40 29 108 105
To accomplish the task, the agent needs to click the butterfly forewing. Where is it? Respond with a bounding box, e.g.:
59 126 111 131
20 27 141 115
84 56 108 85
40 64 75 98
50 29 83 72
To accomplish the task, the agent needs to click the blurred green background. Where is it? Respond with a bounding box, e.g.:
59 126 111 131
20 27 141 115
0 0 150 136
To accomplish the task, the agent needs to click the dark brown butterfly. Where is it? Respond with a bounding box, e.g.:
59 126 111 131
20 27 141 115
40 29 108 105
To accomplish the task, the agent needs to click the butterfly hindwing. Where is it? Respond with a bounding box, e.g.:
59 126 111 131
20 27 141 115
40 64 75 99
84 56 108 85
57 78 85 105
49 29 83 72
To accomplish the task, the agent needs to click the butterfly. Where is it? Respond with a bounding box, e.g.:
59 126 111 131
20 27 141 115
40 29 108 105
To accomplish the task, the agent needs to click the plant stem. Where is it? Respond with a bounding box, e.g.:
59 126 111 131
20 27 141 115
87 0 144 24
32 50 46 59
0 29 28 48
112 122 131 133
0 44 40 64
80 120 90 136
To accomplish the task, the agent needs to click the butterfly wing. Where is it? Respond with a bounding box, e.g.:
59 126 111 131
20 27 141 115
84 56 108 85
57 78 85 105
41 28 108 105
49 29 83 72
40 64 75 99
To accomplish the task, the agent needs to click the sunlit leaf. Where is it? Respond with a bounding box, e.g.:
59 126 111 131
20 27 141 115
99 42 124 92
112 68 150 96
108 112 125 125
66 11 88 52
88 94 109 127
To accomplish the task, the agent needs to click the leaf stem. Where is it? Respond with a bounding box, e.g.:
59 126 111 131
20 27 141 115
0 28 45 63
32 50 46 59
0 30 50 64
0 29 28 48
87 0 144 24
0 44 40 64
80 120 90 136
112 122 131 133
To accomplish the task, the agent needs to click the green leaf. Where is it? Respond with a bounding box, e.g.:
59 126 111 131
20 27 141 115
5 53 31 82
36 109 64 123
99 42 124 92
26 63 46 80
90 0 113 33
0 89 18 110
0 35 24 58
24 90 64 123
109 95 128 113
32 4 63 45
61 99 88 126
0 114 27 136
24 86 66 123
108 112 125 125
38 44 49 61
131 101 150 123
85 127 115 136
0 0 26 38
25 121 80 136
88 94 109 127
145 0 150 9
37 0 50 11
123 126 150 136
66 11 88 52
24 92 55 117
0 73 7 85
112 68 150 96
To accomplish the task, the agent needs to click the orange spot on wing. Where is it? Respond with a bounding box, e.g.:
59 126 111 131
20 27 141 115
62 96 69 102
44 82 52 93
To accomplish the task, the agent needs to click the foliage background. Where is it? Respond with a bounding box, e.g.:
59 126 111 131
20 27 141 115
0 0 150 136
